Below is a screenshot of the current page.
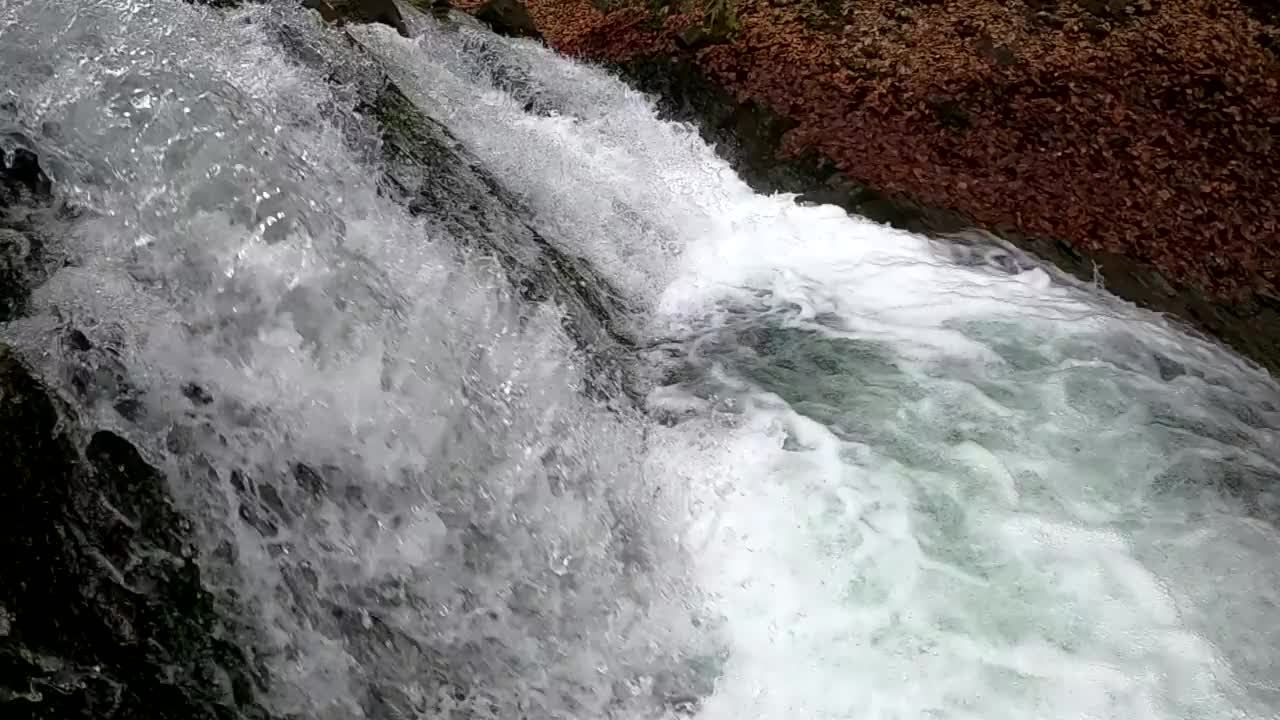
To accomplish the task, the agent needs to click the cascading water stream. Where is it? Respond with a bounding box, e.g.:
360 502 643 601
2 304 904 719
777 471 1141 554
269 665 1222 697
1 1 1279 719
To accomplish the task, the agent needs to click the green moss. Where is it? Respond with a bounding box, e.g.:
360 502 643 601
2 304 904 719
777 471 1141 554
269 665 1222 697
705 0 738 37
634 0 737 40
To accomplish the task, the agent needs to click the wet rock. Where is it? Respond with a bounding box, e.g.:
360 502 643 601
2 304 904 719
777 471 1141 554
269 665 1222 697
473 0 542 39
0 230 33 321
0 144 55 323
181 381 215 406
1152 351 1187 381
360 78 639 397
411 0 457 20
0 148 51 200
291 462 329 497
274 25 640 401
454 31 561 115
0 348 272 720
56 327 149 423
301 0 342 22
66 329 93 352
304 0 411 37
618 57 799 188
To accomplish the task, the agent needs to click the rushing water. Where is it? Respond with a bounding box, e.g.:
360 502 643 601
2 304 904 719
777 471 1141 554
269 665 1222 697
2 1 1280 718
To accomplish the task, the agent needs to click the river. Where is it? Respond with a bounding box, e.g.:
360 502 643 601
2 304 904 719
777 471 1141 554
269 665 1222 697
2 1 1279 718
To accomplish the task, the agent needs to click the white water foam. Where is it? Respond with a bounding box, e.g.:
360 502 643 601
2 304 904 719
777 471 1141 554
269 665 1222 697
1 2 708 718
360 14 1280 720
2 0 1279 717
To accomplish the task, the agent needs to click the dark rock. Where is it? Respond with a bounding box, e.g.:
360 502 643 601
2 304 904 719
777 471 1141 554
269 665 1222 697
954 18 980 37
181 382 215 406
1239 0 1280 25
926 94 972 129
291 463 329 497
1258 30 1280 60
0 230 34 322
0 348 272 720
66 330 93 352
1152 351 1187 381
1082 15 1111 38
274 26 640 400
677 24 712 48
0 142 51 208
1030 10 1067 28
676 19 733 48
416 0 456 20
359 80 639 400
111 396 145 422
0 149 51 199
301 0 342 23
976 34 1018 65
0 144 56 323
1075 0 1141 18
305 0 411 37
473 0 541 40
55 330 147 421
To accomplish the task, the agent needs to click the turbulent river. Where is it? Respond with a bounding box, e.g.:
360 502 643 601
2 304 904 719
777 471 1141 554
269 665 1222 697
2 1 1280 719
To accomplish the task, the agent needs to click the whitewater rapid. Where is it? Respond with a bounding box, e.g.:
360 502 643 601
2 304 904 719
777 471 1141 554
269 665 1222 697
2 1 1279 719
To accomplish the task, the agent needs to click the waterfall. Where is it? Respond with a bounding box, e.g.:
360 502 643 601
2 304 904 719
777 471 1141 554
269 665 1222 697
1 1 1278 719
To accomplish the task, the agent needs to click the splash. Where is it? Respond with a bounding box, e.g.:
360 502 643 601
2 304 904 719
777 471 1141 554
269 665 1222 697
1 1 1278 719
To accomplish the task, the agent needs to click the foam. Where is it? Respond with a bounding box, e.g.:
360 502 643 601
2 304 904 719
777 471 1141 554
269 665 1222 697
5 2 1280 718
361 18 1280 717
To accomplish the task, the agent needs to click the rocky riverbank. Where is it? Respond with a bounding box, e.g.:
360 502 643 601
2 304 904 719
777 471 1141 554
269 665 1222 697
460 0 1280 375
